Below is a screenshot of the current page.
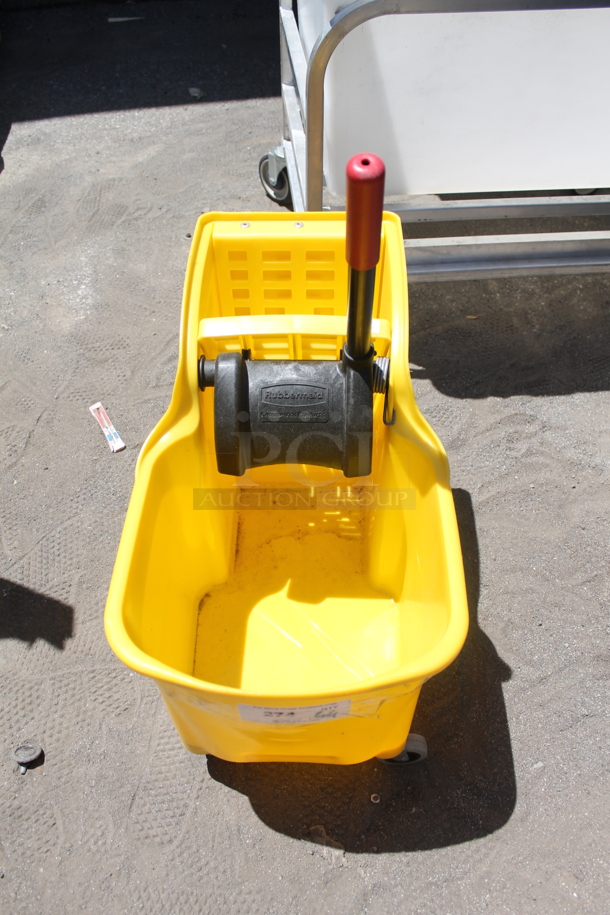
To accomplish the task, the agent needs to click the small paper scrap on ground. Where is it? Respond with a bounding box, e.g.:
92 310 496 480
90 402 126 452
189 87 205 99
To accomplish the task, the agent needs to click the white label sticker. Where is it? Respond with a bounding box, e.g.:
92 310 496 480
238 700 351 725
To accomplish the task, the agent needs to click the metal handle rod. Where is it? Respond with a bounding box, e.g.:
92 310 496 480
346 268 377 359
345 153 385 360
304 0 610 211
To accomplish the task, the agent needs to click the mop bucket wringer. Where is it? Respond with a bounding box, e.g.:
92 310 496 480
105 156 468 765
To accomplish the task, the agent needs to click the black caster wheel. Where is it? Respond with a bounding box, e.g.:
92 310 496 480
259 154 292 207
377 733 428 765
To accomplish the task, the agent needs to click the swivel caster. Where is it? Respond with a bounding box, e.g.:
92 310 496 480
377 733 428 765
259 151 292 207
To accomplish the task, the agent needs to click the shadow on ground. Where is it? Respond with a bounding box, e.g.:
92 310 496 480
0 577 74 648
208 488 516 853
408 273 610 398
0 0 280 155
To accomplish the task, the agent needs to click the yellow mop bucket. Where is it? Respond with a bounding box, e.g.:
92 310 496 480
105 172 468 765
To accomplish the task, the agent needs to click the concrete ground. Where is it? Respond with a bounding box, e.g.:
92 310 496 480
0 2 608 913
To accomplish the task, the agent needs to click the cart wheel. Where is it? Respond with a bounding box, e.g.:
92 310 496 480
378 733 428 765
259 155 292 206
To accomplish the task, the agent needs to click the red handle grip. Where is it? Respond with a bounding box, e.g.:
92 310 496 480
345 153 385 271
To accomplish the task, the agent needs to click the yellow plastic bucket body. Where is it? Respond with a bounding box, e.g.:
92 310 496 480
104 211 468 765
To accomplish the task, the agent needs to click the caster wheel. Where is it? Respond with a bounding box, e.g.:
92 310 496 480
378 733 428 765
259 154 292 206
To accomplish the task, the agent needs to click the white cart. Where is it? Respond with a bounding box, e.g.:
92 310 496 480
260 0 610 280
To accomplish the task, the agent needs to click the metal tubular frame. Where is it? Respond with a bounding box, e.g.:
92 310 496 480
406 230 610 281
276 0 610 280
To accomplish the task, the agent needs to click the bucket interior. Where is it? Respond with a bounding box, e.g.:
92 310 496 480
123 430 452 697
193 500 446 693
